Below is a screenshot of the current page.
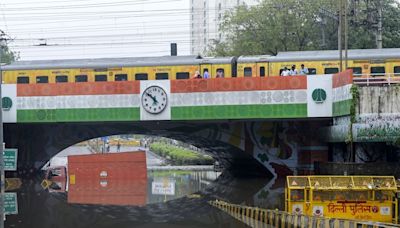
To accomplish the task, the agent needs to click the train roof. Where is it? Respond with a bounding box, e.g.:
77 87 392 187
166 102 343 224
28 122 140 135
270 48 400 62
2 55 210 71
237 55 271 63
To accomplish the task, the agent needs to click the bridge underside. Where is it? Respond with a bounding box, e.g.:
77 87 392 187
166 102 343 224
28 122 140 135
5 119 337 177
5 121 270 177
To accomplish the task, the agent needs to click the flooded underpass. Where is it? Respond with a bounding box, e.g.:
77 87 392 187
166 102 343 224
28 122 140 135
4 143 281 228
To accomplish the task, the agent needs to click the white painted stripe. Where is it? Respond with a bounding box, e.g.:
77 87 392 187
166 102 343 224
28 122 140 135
333 84 352 103
17 94 140 110
170 90 307 107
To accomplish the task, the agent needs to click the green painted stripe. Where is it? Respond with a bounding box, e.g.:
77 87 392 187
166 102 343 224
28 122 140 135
17 108 140 123
171 104 307 120
333 99 352 117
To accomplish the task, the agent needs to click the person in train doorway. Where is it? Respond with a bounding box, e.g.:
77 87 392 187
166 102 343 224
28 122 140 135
216 70 224 78
193 71 202 79
281 67 290 76
299 64 309 75
203 69 210 79
290 65 298 76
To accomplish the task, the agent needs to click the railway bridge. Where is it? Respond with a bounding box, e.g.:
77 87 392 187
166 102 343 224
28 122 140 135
0 70 372 177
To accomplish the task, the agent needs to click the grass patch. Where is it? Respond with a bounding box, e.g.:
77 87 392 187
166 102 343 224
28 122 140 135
150 142 214 165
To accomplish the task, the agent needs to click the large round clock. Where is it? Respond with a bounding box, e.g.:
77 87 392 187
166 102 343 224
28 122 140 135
141 86 168 114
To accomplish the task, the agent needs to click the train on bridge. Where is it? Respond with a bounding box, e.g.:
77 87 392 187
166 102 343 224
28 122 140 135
2 48 399 84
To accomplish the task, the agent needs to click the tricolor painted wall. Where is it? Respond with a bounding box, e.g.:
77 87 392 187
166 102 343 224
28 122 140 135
1 71 353 123
332 70 353 116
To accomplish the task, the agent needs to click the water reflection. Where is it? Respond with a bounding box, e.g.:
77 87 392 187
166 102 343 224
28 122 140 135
148 170 220 204
3 147 278 227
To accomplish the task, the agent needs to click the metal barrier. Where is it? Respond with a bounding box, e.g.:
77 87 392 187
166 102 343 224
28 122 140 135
209 199 400 228
353 73 400 86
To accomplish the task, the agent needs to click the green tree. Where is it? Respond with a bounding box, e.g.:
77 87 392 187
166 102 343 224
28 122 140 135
0 31 18 64
209 0 400 56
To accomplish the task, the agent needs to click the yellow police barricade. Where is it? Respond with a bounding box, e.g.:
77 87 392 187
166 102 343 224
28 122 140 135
286 176 399 224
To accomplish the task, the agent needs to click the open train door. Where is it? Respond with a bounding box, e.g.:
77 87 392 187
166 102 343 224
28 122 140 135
200 61 212 78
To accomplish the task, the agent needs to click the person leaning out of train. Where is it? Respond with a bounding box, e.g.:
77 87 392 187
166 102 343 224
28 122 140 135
203 69 210 79
299 64 309 75
290 65 299 76
193 71 202 79
281 67 290 76
216 70 224 78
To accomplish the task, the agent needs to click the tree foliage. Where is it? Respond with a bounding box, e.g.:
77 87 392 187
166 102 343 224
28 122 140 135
0 31 18 64
209 0 400 56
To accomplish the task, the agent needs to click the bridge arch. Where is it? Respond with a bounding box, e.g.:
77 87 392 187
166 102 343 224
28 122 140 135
5 121 271 177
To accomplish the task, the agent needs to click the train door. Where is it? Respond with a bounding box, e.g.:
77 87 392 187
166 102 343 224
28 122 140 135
200 63 212 78
256 62 268 77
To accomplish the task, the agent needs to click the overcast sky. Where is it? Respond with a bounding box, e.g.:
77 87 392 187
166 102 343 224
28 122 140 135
0 0 190 60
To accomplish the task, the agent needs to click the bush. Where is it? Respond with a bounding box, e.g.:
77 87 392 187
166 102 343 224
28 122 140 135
149 142 214 165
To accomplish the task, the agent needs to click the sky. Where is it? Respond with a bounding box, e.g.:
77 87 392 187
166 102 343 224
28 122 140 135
0 0 190 60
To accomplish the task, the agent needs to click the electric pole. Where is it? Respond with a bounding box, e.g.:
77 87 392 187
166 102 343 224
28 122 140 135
376 0 383 49
338 0 343 72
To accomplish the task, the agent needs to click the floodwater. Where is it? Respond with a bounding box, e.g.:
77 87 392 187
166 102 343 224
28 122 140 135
3 150 281 228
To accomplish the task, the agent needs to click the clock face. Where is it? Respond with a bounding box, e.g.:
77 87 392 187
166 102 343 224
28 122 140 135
141 86 168 114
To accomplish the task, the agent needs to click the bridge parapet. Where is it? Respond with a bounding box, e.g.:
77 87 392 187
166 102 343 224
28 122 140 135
1 71 353 123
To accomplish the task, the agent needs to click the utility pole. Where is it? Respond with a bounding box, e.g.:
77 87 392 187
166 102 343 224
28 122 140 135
338 0 343 72
344 0 349 69
376 0 383 49
0 39 4 227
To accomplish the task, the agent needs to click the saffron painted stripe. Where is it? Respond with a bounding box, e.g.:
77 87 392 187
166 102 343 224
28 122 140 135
333 99 352 116
17 107 140 123
171 104 307 120
333 84 352 102
170 76 307 93
17 81 141 97
333 70 353 88
170 90 307 107
17 94 140 110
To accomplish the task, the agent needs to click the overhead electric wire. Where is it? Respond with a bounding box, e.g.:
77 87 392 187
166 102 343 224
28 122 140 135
1 0 182 11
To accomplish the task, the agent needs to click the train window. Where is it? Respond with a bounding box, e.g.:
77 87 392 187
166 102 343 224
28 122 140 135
176 72 189 80
156 73 169 80
260 67 265 77
370 66 385 76
349 67 362 75
135 73 148 80
324 68 339 74
216 68 224 78
244 67 252 77
36 76 48 84
95 75 107 82
17 76 29 84
394 66 400 76
75 75 88 82
115 74 127 81
56 75 68 83
308 68 317 75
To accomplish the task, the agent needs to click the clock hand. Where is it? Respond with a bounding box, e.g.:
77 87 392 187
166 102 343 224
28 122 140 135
145 92 157 102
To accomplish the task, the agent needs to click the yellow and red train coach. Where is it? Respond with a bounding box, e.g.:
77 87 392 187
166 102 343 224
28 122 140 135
2 48 400 84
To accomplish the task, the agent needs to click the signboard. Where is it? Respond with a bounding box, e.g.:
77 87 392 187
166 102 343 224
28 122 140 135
289 201 394 223
4 149 18 171
152 180 175 195
4 192 18 215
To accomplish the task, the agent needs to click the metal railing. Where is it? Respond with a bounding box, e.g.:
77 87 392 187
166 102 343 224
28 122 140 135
353 73 400 86
209 199 400 228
